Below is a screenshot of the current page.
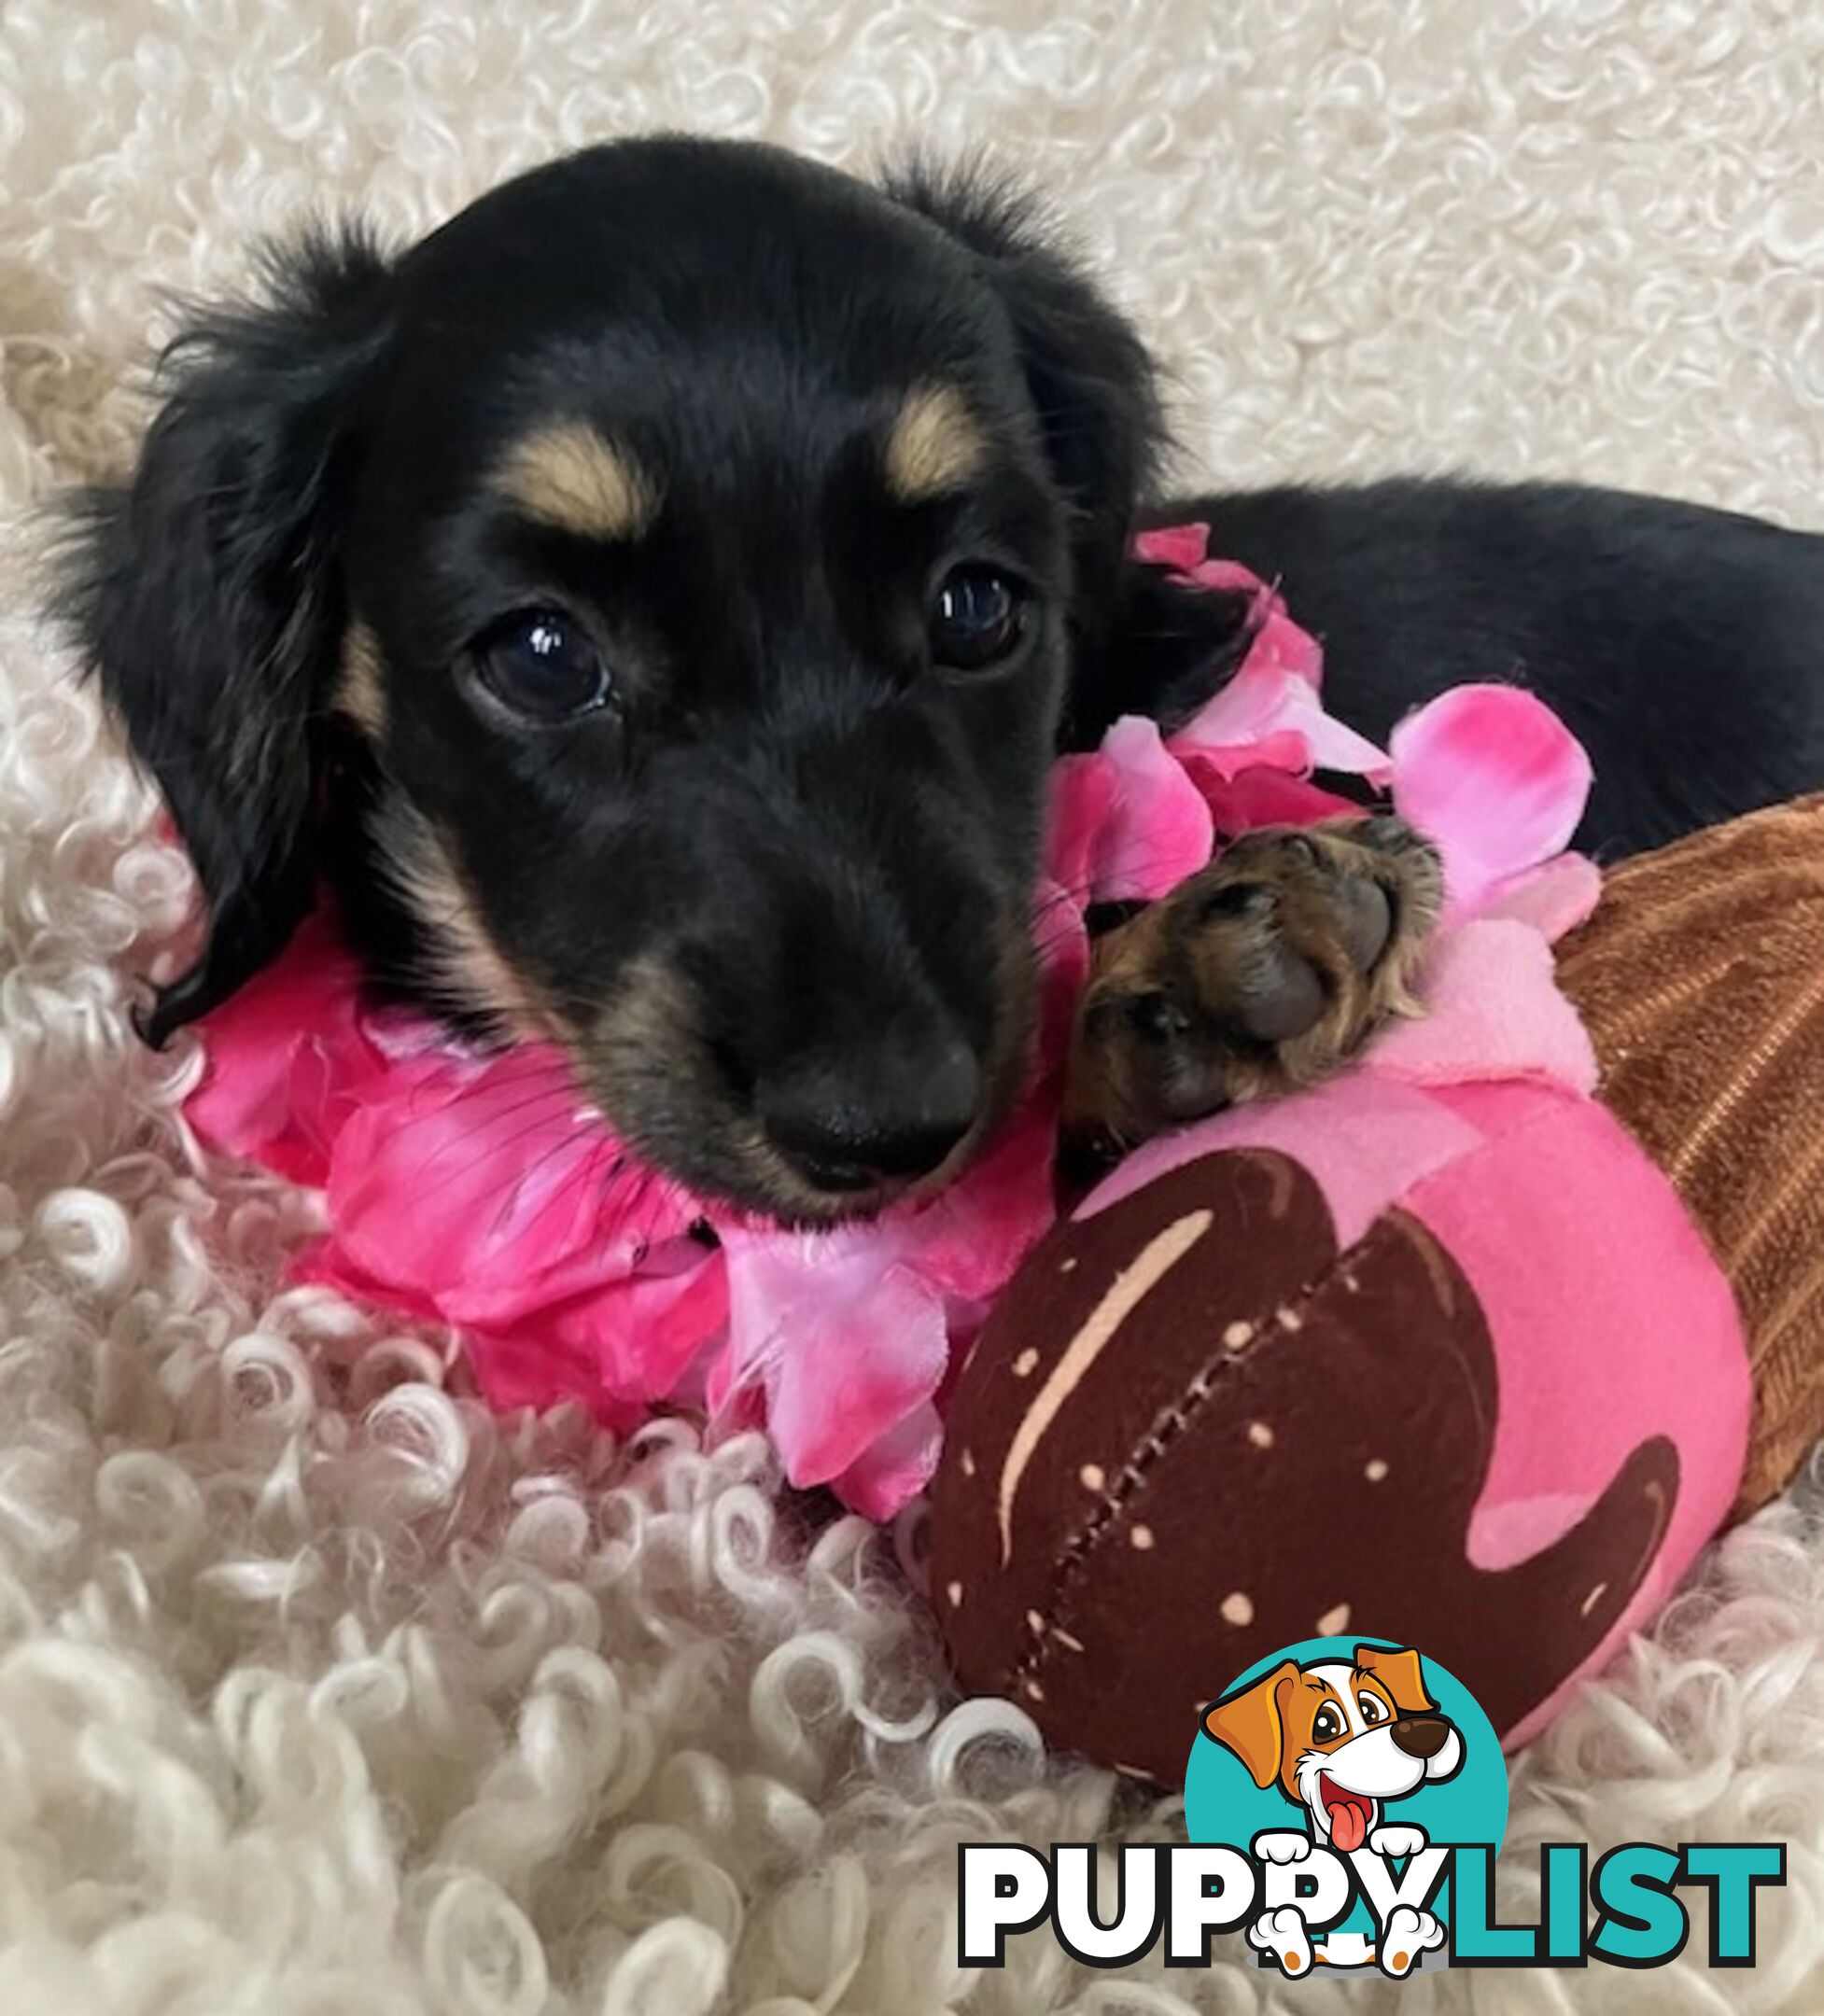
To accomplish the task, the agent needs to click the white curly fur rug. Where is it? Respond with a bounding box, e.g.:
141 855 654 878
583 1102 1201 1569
3 3 1824 2009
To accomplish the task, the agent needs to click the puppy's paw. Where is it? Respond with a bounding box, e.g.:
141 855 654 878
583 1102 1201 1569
1252 1829 1315 1867
1064 816 1444 1155
1368 1823 1428 1860
1379 1904 1445 1978
1248 1905 1314 1978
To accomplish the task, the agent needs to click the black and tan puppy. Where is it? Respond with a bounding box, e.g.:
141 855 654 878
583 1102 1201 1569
62 138 1824 1218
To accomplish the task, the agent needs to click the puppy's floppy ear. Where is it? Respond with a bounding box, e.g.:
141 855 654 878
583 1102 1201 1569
1354 1644 1438 1717
1059 558 1256 749
884 162 1254 748
59 223 392 1043
1201 1658 1300 1789
883 161 1160 609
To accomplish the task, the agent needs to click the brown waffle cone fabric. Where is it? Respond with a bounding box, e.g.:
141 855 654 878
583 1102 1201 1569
1555 793 1824 1518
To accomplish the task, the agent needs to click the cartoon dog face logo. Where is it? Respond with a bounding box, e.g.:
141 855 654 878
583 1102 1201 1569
1202 1643 1465 1853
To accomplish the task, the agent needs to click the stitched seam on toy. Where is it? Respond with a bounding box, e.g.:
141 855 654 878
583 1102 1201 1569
1006 1219 1409 1696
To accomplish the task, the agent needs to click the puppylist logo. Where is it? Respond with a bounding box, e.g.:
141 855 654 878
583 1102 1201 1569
1191 1637 1489 1976
958 1637 1785 1979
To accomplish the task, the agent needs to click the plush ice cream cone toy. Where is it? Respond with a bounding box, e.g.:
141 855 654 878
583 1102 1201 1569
929 791 1824 1782
1558 791 1824 1518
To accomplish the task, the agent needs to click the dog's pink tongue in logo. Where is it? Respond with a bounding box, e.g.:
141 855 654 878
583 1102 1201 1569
1322 1777 1373 1853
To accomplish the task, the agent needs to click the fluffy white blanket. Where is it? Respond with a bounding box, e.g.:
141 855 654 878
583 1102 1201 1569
2 2 1821 2009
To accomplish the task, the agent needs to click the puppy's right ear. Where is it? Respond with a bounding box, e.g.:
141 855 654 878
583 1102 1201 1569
59 225 392 1043
883 160 1163 630
882 161 1256 750
1059 560 1258 749
1201 1658 1300 1789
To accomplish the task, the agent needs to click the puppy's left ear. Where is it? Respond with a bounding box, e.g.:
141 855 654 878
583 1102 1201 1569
1201 1658 1300 1788
59 223 392 1043
886 163 1254 747
1354 1644 1438 1717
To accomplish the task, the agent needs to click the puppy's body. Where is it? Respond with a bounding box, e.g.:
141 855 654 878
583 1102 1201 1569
1167 481 1824 861
62 137 1824 1217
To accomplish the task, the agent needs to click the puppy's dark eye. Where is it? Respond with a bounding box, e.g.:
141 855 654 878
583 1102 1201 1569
1359 1693 1386 1725
1313 1704 1343 1743
468 610 611 723
929 566 1027 672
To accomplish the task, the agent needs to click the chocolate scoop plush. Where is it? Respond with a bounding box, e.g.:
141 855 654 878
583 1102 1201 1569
926 794 1822 1786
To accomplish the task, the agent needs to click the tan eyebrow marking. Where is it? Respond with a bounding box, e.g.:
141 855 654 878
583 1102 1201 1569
493 421 659 540
884 383 989 501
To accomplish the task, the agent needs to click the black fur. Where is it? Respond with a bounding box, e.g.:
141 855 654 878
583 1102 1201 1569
61 225 393 1040
59 136 1824 1214
1161 479 1824 859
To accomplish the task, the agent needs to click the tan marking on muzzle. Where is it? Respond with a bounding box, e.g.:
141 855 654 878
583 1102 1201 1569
372 794 556 1041
586 957 836 1219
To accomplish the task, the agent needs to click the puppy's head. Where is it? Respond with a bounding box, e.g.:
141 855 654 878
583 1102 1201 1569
63 138 1247 1220
1201 1645 1463 1841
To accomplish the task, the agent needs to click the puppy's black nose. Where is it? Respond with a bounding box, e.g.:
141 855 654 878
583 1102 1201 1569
1390 1715 1452 1759
760 1040 980 1194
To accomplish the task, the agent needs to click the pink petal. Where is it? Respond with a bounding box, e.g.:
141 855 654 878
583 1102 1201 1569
703 1344 765 1431
463 1309 653 1433
292 1236 446 1327
831 1401 945 1520
1185 760 1364 835
888 1097 1060 1303
1390 686 1592 915
1228 588 1326 688
1170 664 1391 783
1168 657 1287 749
714 1087 1061 1516
1175 728 1312 785
468 1257 728 1421
1087 716 1214 903
720 1224 953 1491
1044 752 1117 897
1028 878 1093 1072
1185 557 1268 596
1475 853 1604 944
505 1242 725 1398
1131 524 1211 572
188 914 384 1184
326 1046 696 1323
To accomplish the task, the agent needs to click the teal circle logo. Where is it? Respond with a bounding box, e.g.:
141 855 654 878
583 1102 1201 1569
1186 1637 1508 1976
